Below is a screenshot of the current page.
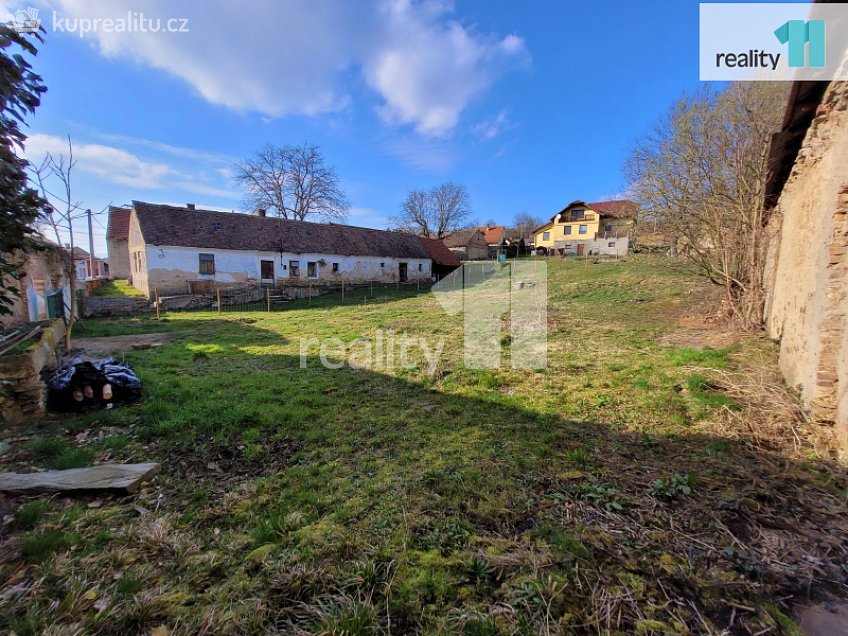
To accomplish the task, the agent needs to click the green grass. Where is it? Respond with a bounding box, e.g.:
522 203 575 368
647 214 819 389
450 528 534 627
0 255 840 635
25 437 94 469
90 279 146 297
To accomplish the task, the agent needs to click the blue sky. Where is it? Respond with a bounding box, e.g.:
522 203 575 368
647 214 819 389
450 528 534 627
10 0 710 257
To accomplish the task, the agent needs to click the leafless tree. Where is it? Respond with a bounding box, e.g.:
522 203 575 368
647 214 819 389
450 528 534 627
392 182 471 239
233 143 349 223
393 189 433 236
512 212 543 240
31 136 84 349
625 82 788 327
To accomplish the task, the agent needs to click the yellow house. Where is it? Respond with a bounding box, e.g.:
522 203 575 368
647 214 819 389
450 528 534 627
534 200 637 256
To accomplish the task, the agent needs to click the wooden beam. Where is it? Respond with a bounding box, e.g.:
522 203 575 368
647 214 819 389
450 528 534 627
0 463 160 494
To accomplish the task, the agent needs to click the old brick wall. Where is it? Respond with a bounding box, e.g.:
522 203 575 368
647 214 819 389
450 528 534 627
763 81 848 445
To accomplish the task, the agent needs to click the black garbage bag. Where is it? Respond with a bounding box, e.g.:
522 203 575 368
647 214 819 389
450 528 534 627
47 356 142 412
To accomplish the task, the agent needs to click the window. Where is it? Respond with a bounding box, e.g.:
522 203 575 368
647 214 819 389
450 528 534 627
605 224 613 232
260 260 274 280
307 261 318 278
564 226 572 235
418 263 423 271
578 225 587 235
542 231 550 241
571 209 585 219
608 242 616 248
199 253 215 275
289 260 300 277
332 262 339 273
380 262 385 268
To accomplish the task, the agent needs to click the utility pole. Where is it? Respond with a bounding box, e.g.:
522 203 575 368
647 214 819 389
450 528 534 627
86 208 95 278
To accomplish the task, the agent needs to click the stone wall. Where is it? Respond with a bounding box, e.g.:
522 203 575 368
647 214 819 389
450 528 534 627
763 81 848 445
0 319 65 424
83 295 152 317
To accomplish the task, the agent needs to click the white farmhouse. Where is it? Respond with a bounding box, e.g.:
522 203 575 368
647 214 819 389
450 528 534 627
126 202 443 297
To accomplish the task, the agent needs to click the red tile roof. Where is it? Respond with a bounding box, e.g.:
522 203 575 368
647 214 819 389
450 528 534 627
132 202 431 259
106 206 131 241
419 237 461 267
477 225 505 245
582 200 638 219
70 246 90 260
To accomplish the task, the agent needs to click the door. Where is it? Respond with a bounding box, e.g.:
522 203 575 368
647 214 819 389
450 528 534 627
399 262 408 282
577 244 585 256
260 260 274 284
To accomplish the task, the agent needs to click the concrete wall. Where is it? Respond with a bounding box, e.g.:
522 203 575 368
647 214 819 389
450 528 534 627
552 236 630 257
107 238 130 278
134 244 432 297
763 81 848 444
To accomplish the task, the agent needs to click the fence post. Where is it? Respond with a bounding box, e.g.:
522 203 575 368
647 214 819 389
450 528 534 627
370 280 373 295
267 287 271 312
217 287 221 315
341 280 345 301
308 283 312 306
155 288 161 320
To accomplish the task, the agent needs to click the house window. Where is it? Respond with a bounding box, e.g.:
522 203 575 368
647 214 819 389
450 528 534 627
608 242 616 248
605 224 613 232
380 262 385 268
418 263 422 271
579 225 588 235
542 232 550 241
307 261 318 278
260 260 274 280
571 209 585 219
199 253 215 275
289 260 300 277
564 226 572 235
332 262 339 273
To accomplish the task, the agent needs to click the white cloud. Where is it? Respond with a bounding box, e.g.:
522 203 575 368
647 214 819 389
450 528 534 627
42 0 528 136
472 109 509 141
23 133 241 198
382 136 456 170
364 1 527 136
24 134 172 188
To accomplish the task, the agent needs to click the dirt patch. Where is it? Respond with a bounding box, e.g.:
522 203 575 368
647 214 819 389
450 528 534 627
658 315 742 349
70 333 176 354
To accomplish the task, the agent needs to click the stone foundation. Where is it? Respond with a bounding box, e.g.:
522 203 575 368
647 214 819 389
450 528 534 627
0 319 66 424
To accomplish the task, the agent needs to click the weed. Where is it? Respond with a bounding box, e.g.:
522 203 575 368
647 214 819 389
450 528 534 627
651 473 693 499
12 500 49 530
20 529 74 561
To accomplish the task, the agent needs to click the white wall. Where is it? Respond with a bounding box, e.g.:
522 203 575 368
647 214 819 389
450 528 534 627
138 244 432 295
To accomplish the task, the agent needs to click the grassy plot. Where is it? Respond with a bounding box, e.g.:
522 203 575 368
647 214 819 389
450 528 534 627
1 256 846 635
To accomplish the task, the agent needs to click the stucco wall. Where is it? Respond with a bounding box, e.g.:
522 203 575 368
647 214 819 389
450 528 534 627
554 236 630 257
107 238 130 279
763 81 848 444
136 244 432 296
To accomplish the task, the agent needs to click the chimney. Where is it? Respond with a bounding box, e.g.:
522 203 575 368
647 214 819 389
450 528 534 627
256 208 266 217
186 203 195 210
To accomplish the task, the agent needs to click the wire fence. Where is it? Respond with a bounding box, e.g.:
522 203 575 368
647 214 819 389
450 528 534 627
141 279 438 318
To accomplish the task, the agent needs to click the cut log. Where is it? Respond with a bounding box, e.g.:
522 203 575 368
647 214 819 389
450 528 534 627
0 463 160 494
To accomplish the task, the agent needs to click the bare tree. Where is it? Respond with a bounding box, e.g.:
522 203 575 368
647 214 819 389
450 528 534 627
392 182 471 239
392 189 433 236
31 136 85 349
625 82 788 327
431 182 471 238
512 212 543 240
233 143 349 223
